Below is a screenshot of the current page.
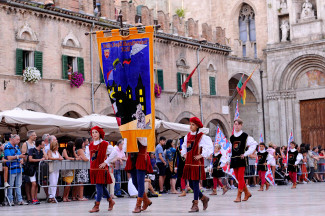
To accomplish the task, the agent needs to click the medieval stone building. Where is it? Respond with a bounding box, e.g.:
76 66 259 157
1 0 324 147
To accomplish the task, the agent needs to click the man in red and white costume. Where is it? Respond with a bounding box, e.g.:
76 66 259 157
229 118 257 202
88 126 115 213
124 137 153 213
181 117 213 212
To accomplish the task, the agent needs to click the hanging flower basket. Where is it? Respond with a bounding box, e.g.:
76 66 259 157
154 83 162 98
70 72 84 88
23 67 42 83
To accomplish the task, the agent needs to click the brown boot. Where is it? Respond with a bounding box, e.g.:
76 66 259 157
107 197 115 211
132 197 143 213
265 182 270 191
188 200 199 213
200 195 209 210
209 189 217 195
291 182 297 189
178 190 186 197
233 190 242 203
258 184 264 191
141 193 152 211
222 186 228 195
89 201 100 213
242 186 252 201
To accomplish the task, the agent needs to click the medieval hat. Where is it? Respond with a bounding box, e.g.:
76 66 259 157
90 126 105 139
189 117 203 128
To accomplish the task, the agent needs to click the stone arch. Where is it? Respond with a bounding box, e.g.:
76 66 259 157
16 101 47 113
155 110 169 121
62 31 81 48
207 61 217 72
176 57 190 70
16 23 38 42
63 111 82 119
175 111 196 123
204 113 231 138
230 0 258 19
56 103 89 116
276 54 325 91
99 106 114 116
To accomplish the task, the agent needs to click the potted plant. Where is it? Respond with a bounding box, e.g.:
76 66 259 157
70 71 84 88
154 83 162 98
23 67 42 83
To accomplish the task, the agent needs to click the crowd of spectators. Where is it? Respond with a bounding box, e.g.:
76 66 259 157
1 132 325 207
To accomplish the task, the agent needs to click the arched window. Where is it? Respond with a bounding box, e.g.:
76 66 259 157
239 4 256 58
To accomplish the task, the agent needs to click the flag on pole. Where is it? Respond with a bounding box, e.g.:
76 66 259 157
181 57 205 93
236 66 258 105
265 164 276 186
232 100 240 135
259 133 264 143
215 126 238 183
285 129 294 165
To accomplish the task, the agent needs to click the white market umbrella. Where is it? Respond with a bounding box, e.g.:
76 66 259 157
0 108 90 139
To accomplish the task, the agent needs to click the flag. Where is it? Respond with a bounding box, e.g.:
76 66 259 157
265 164 276 186
232 100 240 135
181 57 205 93
96 27 156 153
259 133 264 143
215 126 238 183
285 129 294 165
236 66 258 105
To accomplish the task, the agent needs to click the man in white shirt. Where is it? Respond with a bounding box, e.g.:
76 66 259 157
42 134 50 154
229 118 257 203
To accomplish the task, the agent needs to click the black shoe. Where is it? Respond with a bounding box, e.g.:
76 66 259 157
115 194 124 198
27 200 33 205
148 192 158 198
159 190 167 194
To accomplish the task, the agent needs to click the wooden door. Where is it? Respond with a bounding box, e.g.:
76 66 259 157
300 98 325 149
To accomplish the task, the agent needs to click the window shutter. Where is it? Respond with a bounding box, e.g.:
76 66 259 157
177 72 182 92
100 67 105 83
157 69 164 90
77 57 85 79
187 74 192 87
16 49 23 75
209 76 216 95
62 55 68 79
34 51 43 77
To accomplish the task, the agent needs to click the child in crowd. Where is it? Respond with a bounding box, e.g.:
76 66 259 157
287 141 303 189
209 144 228 196
257 143 272 191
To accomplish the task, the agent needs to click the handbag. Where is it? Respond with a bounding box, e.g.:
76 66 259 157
23 155 36 177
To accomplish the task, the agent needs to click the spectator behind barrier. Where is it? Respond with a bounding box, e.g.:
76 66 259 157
4 134 26 206
28 139 48 205
47 141 63 203
73 138 89 201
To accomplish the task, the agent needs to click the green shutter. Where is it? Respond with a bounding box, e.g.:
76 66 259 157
187 74 192 87
34 51 43 77
177 72 182 92
100 67 105 83
157 69 164 90
209 76 216 95
77 57 85 79
16 49 23 75
62 55 68 79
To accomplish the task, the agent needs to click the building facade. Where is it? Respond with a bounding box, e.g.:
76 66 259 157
0 0 232 140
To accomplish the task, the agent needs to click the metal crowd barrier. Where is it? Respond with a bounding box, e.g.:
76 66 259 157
0 159 24 206
37 160 92 189
37 160 131 201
